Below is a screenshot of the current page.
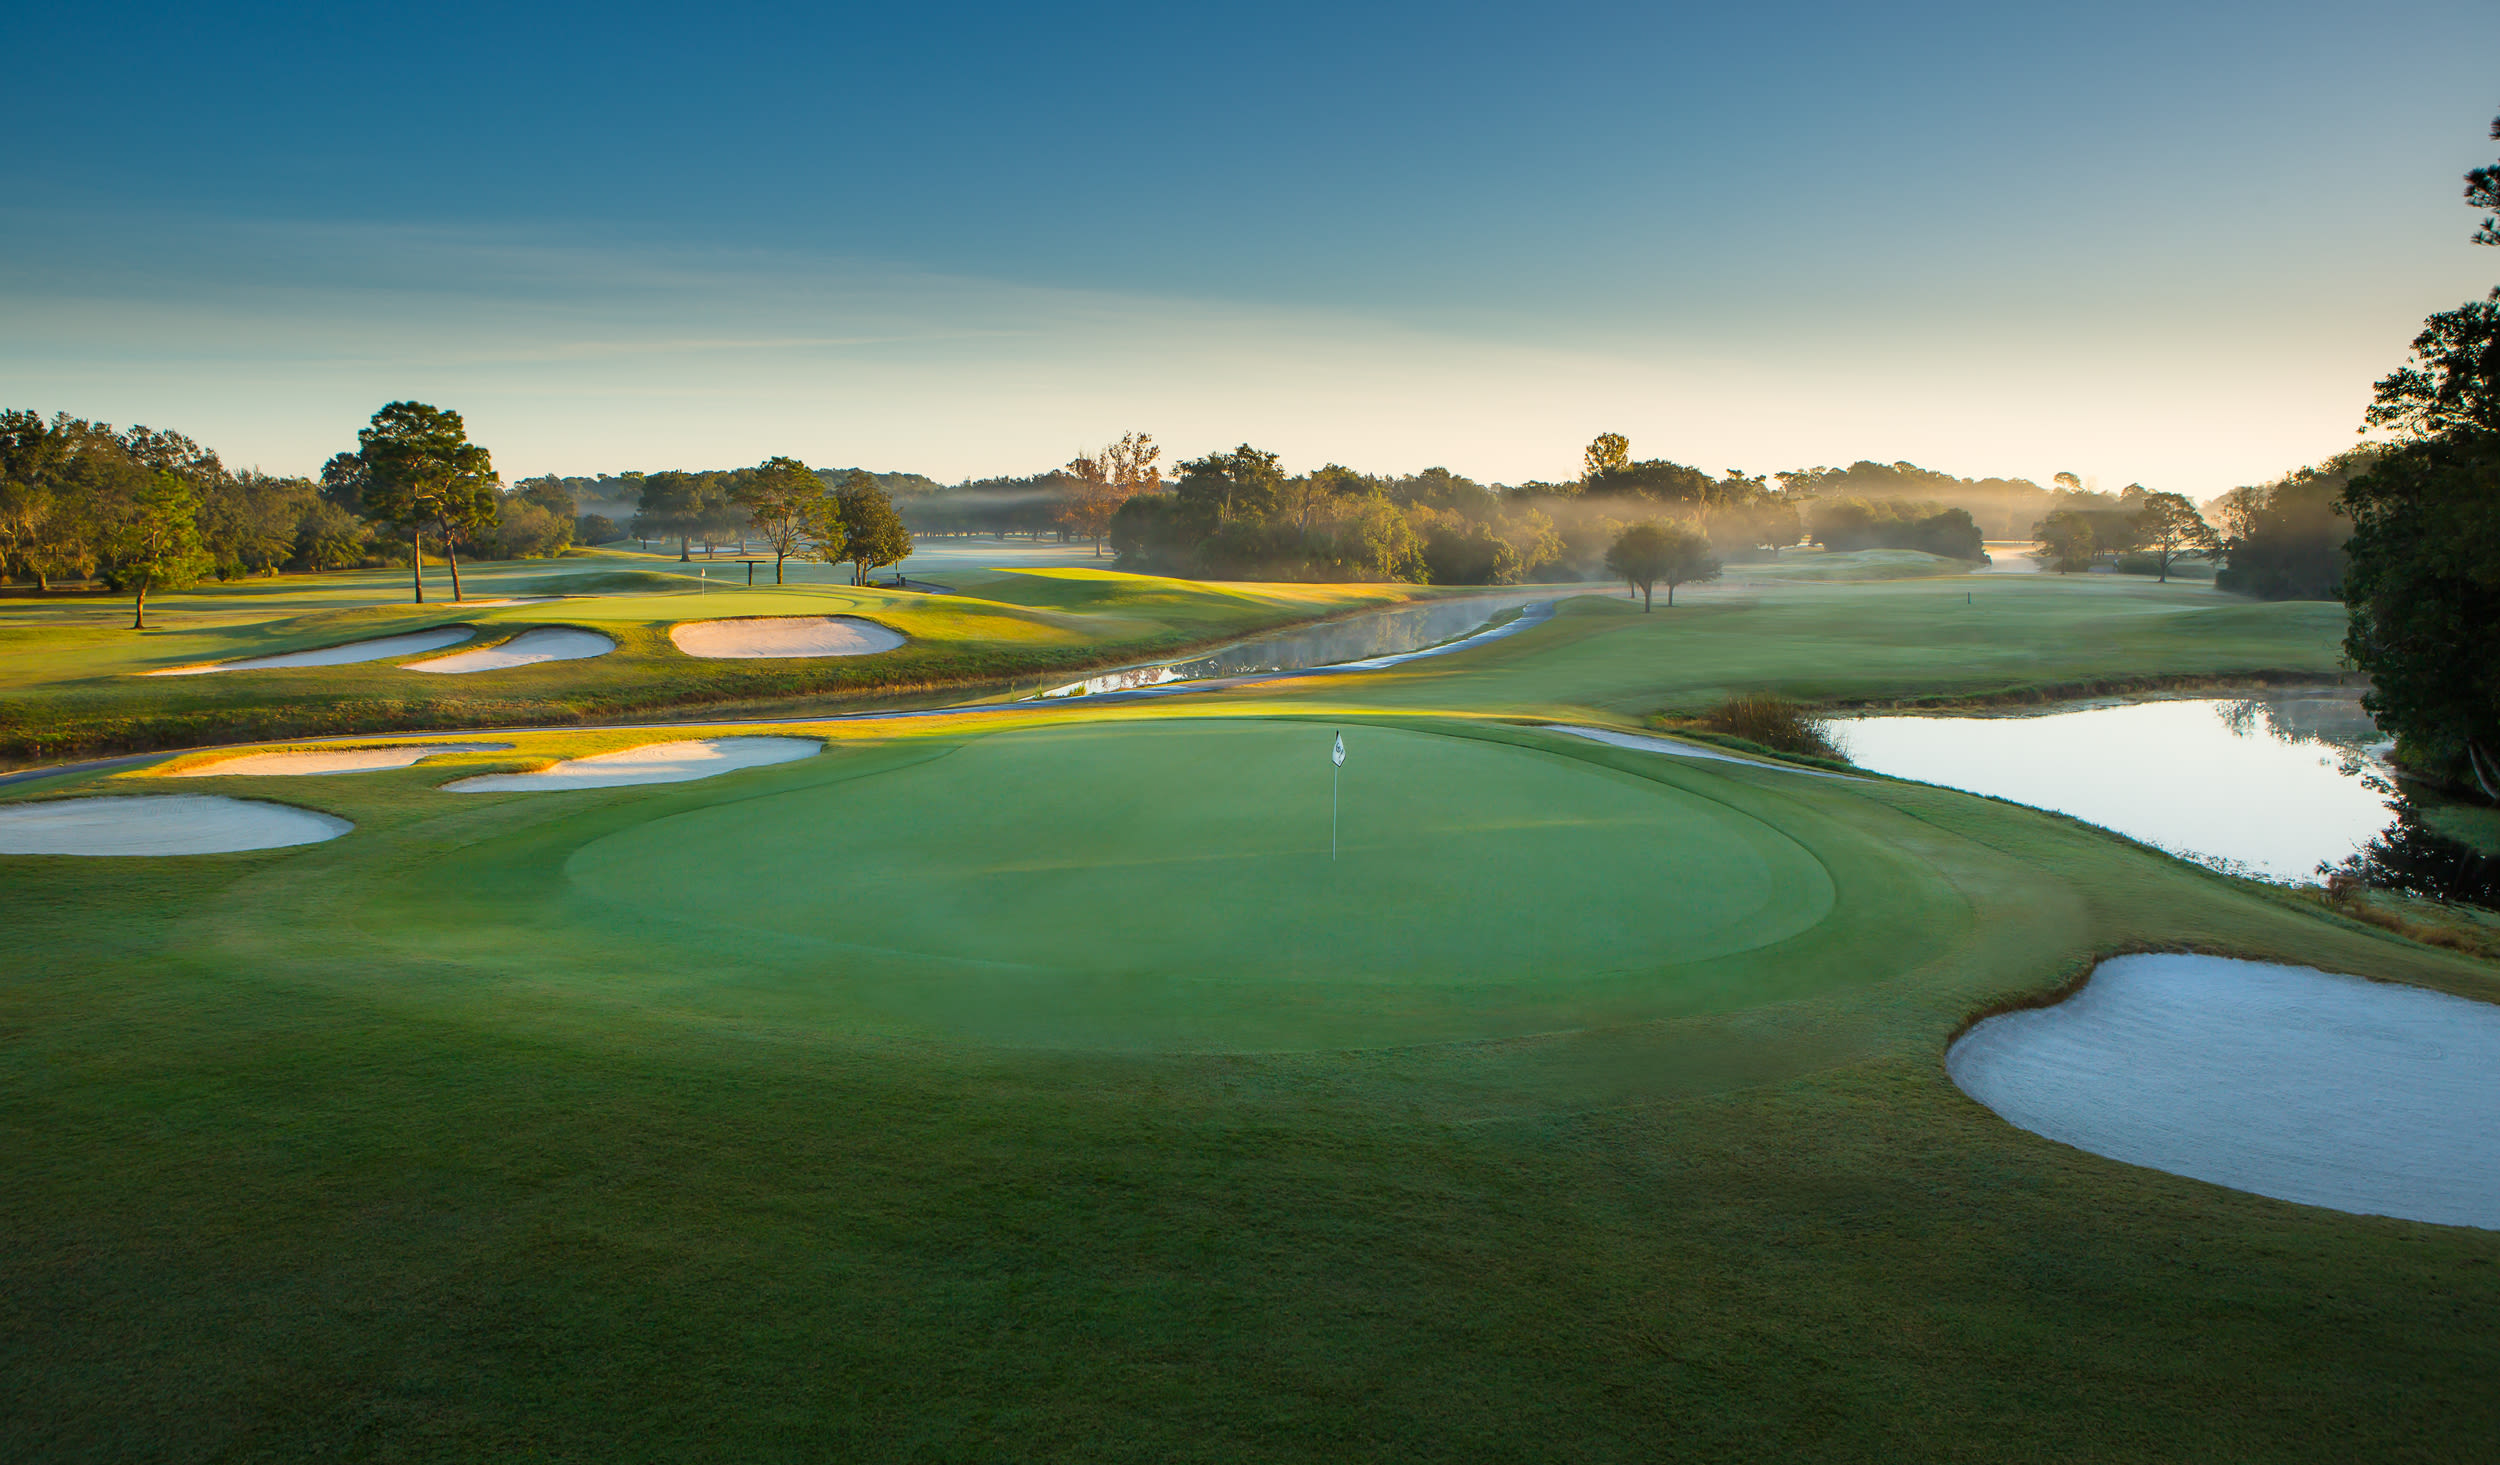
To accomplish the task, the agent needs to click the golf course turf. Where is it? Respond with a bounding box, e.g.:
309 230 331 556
0 554 1437 762
4 560 2497 1461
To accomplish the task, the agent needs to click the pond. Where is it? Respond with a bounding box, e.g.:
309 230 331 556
1031 590 1551 699
1830 691 2396 883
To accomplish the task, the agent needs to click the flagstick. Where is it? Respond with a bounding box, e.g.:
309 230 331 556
1332 759 1339 862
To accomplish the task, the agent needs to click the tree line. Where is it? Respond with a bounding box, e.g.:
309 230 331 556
0 405 573 625
2333 108 2500 797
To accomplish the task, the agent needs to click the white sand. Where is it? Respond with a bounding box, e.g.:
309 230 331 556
670 616 905 658
167 743 512 777
147 627 475 676
0 795 351 855
442 736 821 792
405 627 615 673
1545 724 1863 780
1950 954 2500 1229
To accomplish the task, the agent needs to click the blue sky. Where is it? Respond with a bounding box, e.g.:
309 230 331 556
4 0 2495 492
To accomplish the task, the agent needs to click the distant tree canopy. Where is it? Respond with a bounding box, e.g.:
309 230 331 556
0 403 584 609
1776 460 2060 539
1808 498 1986 559
2212 450 2372 600
1604 521 1718 610
1105 452 1562 585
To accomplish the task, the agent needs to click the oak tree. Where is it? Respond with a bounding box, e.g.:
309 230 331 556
734 456 826 584
2131 492 2219 582
355 401 498 602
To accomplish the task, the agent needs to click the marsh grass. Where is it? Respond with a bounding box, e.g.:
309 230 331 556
1704 693 1848 761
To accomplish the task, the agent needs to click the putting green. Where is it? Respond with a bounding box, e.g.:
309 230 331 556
357 716 1959 1049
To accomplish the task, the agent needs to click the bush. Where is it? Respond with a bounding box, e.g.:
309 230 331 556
1807 498 1984 558
1703 694 1847 762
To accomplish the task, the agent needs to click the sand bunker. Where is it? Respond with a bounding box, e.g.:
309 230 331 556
168 743 512 777
1547 725 1862 780
1950 954 2500 1229
0 795 351 855
670 616 905 659
147 627 475 676
443 737 821 792
406 627 615 673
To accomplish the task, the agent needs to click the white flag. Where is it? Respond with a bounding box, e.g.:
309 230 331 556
1332 732 1345 767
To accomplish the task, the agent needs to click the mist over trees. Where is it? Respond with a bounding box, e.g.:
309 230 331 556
2209 451 2371 600
1775 461 2062 539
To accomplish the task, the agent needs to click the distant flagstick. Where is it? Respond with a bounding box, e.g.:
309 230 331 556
1331 731 1345 861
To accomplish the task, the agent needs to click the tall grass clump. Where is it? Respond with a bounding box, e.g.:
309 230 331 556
1705 694 1847 762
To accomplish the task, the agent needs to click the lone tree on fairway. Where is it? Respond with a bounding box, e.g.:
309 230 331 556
2132 492 2219 582
356 401 498 602
2034 508 2097 571
1606 520 1719 610
1060 431 1162 556
101 470 211 629
829 470 913 585
734 456 826 584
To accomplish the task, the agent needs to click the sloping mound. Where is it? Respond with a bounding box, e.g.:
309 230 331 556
406 628 615 673
1950 954 2500 1229
147 627 474 676
0 795 350 854
169 744 512 777
443 737 821 792
670 616 905 658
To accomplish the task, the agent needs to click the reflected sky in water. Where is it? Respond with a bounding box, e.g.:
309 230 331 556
1831 693 2390 882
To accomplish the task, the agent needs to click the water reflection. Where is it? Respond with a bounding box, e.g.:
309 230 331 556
2333 806 2500 907
1831 692 2394 883
1032 591 1548 699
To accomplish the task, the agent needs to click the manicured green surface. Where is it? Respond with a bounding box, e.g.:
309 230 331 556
6 569 2496 1462
436 719 1955 1049
1295 571 2349 722
0 553 1428 761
